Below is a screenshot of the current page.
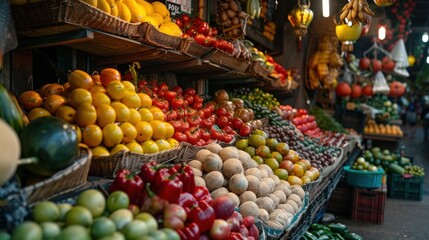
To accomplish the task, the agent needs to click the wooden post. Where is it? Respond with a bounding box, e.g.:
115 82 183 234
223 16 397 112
11 50 33 95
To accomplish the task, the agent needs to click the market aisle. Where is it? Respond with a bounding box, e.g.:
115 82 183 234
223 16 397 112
332 124 429 240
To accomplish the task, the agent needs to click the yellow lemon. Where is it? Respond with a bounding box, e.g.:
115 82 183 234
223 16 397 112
82 124 103 148
107 0 119 17
162 22 182 37
135 121 153 142
75 103 97 127
116 1 132 22
123 0 147 22
121 81 136 92
92 146 110 157
56 105 76 124
150 13 164 27
92 92 111 108
106 81 126 100
90 84 106 94
111 144 129 155
103 123 124 148
167 138 179 148
164 121 174 139
149 106 164 121
68 88 93 109
120 122 137 143
151 1 169 18
155 139 170 151
158 25 175 36
137 93 152 107
96 104 116 128
126 141 144 154
143 15 159 29
136 0 153 15
121 91 141 108
80 0 97 7
71 124 82 143
138 107 153 122
150 120 166 140
28 107 51 122
128 108 141 125
142 140 159 154
97 0 111 14
111 101 131 123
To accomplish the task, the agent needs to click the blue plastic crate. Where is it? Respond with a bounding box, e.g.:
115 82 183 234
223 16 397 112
344 166 384 189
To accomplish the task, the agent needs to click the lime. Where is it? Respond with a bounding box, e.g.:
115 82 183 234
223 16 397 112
57 225 90 240
248 134 266 147
122 220 149 239
40 222 60 239
266 138 279 151
160 228 180 240
12 221 42 240
149 230 168 240
91 217 116 239
76 189 106 217
57 203 72 221
32 201 60 223
244 146 256 157
135 213 158 233
99 232 126 240
109 209 133 230
107 191 130 212
65 206 93 227
234 139 248 150
252 155 264 165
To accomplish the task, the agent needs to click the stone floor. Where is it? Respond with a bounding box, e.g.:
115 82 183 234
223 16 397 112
326 123 429 240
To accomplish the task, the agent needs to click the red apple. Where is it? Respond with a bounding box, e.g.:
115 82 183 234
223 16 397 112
242 216 255 228
164 204 187 222
227 216 240 232
210 219 231 240
163 216 184 230
359 57 371 70
239 224 249 237
371 59 382 72
382 56 396 72
279 160 295 174
211 196 235 220
248 224 260 239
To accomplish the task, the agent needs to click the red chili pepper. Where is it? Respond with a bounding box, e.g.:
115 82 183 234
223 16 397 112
138 162 157 184
193 186 212 205
154 169 183 203
108 169 144 204
178 165 196 194
188 201 215 233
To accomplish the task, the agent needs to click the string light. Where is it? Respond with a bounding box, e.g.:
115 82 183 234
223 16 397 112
422 32 428 43
322 0 330 17
378 26 386 40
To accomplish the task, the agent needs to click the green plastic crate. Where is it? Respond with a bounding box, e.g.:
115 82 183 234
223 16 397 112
387 174 424 201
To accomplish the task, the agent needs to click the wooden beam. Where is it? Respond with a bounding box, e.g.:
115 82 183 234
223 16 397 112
95 49 168 67
140 58 203 73
17 29 94 50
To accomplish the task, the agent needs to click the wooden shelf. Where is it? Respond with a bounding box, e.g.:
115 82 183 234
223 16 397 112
245 25 275 52
363 134 402 142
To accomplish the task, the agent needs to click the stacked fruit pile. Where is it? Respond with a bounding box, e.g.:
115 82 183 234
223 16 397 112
364 119 403 136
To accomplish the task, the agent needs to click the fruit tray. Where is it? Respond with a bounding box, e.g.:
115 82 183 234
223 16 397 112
178 38 215 58
203 49 251 73
131 23 182 50
22 146 92 206
387 173 424 201
344 166 384 189
12 0 141 37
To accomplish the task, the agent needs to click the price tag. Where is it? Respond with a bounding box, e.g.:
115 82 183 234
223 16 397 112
166 1 181 17
166 0 193 15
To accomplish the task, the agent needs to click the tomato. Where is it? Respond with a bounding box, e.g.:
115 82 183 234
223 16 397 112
173 132 187 142
221 134 234 144
187 115 202 127
181 14 191 25
193 95 203 104
182 33 191 39
239 124 251 136
202 116 215 128
176 108 186 119
209 36 217 47
195 139 206 146
211 27 218 36
185 106 197 117
222 125 233 134
185 127 200 145
216 107 228 117
225 111 233 121
159 83 169 92
203 104 215 116
185 88 196 96
216 116 229 128
172 86 183 95
180 119 190 131
200 128 211 141
197 22 209 35
174 17 183 28
194 33 209 46
193 17 203 26
192 101 203 110
100 68 121 87
210 126 224 141
169 120 182 132
184 95 194 106
186 28 197 37
171 97 184 109
231 117 244 130
166 110 178 121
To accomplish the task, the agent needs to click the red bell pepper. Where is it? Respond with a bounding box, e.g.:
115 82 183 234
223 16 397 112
108 169 144 204
139 183 169 215
178 192 198 214
154 168 183 203
229 232 246 240
138 162 157 184
178 165 196 194
193 186 212 205
188 201 215 233
177 222 200 240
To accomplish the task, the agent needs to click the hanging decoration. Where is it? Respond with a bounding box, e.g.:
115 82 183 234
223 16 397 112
373 0 397 7
373 71 390 94
335 23 362 52
288 0 314 51
390 39 409 77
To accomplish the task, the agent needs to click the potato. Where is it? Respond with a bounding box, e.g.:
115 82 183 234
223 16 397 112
219 146 239 161
277 204 295 214
229 0 239 11
286 200 299 213
259 168 268 178
279 180 291 187
188 160 203 171
204 171 224 191
223 158 244 178
275 183 292 197
194 176 206 187
288 194 302 207
222 177 229 187
239 201 259 218
191 167 203 177
261 177 276 193
258 208 269 222
258 164 273 176
266 220 283 229
226 192 240 208
256 197 275 213
229 173 248 195
273 190 287 204
245 175 259 193
237 150 251 161
227 9 237 18
211 187 229 199
241 158 258 170
270 175 281 186
269 209 290 226
203 153 223 172
239 191 257 203
206 142 222 154
291 186 305 199
268 194 280 207
232 17 240 26
195 149 211 162
244 168 262 180
257 181 270 197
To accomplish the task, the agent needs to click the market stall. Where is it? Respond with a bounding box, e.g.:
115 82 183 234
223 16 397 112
0 0 425 239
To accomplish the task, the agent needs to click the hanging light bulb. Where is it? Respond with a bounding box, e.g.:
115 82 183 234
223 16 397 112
288 0 314 50
422 32 428 43
322 0 330 17
378 25 386 40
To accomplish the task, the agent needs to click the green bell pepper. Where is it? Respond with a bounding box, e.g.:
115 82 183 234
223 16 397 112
310 223 331 232
332 232 345 240
303 231 318 240
317 235 335 240
311 229 333 238
343 232 364 240
328 223 349 235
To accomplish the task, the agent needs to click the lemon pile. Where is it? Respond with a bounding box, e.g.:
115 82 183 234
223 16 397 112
18 68 179 157
85 0 182 37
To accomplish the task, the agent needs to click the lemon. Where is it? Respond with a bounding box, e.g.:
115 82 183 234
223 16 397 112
123 0 147 23
103 123 124 148
111 101 131 123
97 0 111 14
96 104 116 128
126 141 144 154
111 144 130 155
143 15 159 29
121 81 136 92
138 93 152 107
121 91 141 108
75 103 97 127
150 120 166 140
155 139 170 151
150 13 164 27
142 140 159 153
68 88 92 108
90 84 106 94
92 92 111 107
119 122 137 143
80 0 97 7
116 1 132 22
107 81 126 100
135 121 153 142
128 108 141 125
166 138 179 148
151 1 169 18
138 107 153 122
136 0 153 15
162 22 183 37
149 106 164 121
108 0 119 17
158 25 175 36
92 146 110 157
82 124 103 148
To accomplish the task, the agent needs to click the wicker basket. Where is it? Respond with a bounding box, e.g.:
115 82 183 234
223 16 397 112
89 151 127 178
178 38 214 58
22 146 92 206
203 49 251 72
250 61 270 78
12 0 140 37
131 22 182 50
176 142 207 163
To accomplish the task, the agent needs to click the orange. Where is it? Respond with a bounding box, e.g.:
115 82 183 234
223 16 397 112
111 102 130 123
287 175 303 186
27 107 51 121
90 84 106 94
119 122 137 143
56 105 76 123
166 138 179 148
138 107 153 122
164 122 174 139
155 139 170 151
149 106 164 121
39 84 51 96
135 121 153 142
122 81 136 92
137 93 152 107
42 83 64 97
44 94 67 114
121 91 141 108
92 92 111 108
126 141 144 154
91 73 102 85
106 81 126 100
68 70 94 90
103 123 123 147
96 104 116 128
19 90 43 111
111 144 129 155
100 68 121 88
75 103 97 127
82 124 103 147
72 124 82 143
68 88 93 108
150 120 166 140
128 108 141 125
92 146 110 157
292 164 305 177
141 140 159 154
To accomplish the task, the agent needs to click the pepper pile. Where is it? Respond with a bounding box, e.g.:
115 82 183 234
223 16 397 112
301 223 363 240
109 162 260 239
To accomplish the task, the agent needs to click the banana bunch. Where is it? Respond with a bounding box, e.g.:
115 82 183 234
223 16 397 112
307 36 343 90
339 0 374 25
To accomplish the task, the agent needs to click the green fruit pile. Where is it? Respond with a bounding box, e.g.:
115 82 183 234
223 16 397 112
404 165 425 176
230 87 280 110
4 190 177 240
351 157 379 172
